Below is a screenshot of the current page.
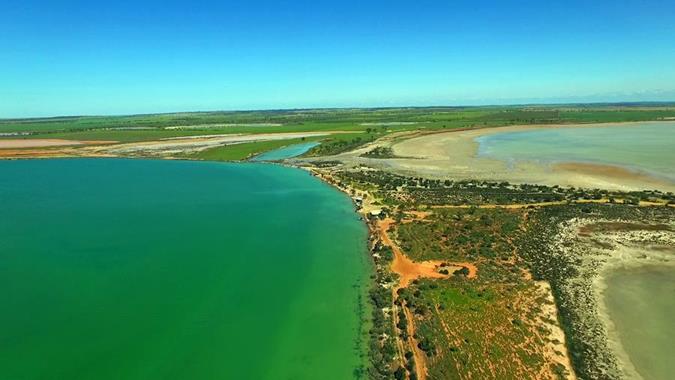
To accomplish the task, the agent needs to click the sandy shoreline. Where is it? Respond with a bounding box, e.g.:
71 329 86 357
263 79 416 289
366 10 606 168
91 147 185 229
340 121 675 192
593 247 675 380
550 217 675 379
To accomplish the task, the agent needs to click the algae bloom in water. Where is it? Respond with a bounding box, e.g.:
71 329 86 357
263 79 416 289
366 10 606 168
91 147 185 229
0 159 369 380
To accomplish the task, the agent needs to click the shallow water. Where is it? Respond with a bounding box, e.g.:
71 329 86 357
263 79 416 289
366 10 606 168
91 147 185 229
250 141 319 161
0 159 369 380
476 122 675 181
604 265 675 380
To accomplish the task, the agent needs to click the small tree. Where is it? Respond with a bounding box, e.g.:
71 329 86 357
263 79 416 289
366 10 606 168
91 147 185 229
394 367 406 380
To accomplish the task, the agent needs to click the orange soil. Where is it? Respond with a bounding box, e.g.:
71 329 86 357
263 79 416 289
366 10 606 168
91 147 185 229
379 218 452 290
378 217 477 380
403 303 428 380
405 210 433 219
378 218 477 290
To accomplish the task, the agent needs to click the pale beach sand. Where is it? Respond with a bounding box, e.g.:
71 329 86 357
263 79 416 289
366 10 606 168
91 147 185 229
0 139 87 149
377 123 675 192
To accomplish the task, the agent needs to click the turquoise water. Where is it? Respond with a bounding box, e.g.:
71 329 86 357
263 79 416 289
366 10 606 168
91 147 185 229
251 142 319 161
476 122 675 181
604 265 675 380
0 159 369 380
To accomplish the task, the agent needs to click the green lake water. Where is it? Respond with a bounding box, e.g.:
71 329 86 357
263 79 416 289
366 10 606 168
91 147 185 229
476 122 675 181
0 158 369 380
604 265 675 380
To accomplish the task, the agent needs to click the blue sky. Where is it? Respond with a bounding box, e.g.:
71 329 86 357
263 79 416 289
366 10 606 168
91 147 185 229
2 0 675 117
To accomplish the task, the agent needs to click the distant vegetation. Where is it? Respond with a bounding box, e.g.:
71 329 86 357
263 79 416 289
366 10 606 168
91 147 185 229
305 133 379 156
3 104 675 151
361 147 397 159
334 170 675 207
187 138 311 161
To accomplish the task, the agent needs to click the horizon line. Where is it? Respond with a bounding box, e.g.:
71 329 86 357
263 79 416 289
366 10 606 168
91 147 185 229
2 100 675 121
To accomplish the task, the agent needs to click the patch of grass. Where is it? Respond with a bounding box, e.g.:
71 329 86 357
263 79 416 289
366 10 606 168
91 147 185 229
189 138 309 161
397 208 522 275
305 132 380 156
401 278 551 380
387 204 560 379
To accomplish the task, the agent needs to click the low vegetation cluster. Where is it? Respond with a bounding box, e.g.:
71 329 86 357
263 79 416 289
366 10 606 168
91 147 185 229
517 205 675 379
333 169 674 207
393 209 567 379
340 169 579 379
360 147 397 159
397 208 521 281
366 242 400 380
340 167 674 380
